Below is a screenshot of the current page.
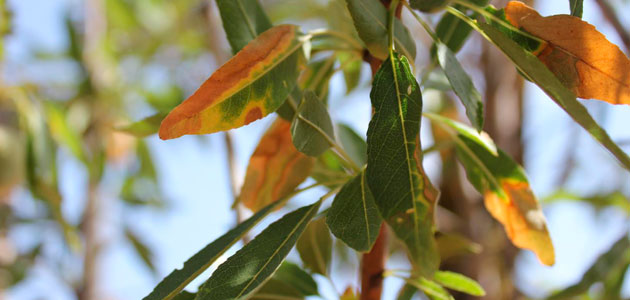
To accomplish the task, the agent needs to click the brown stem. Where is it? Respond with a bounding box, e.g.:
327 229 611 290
360 224 388 300
79 182 101 300
594 0 630 53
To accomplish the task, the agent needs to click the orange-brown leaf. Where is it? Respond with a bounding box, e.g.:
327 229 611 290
159 25 304 140
505 1 630 105
240 118 314 212
484 180 555 266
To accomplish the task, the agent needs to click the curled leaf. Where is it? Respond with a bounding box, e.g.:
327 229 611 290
240 118 315 212
159 25 305 140
505 1 630 105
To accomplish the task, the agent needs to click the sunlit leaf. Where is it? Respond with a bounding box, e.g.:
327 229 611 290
44 102 86 163
117 113 167 138
473 22 630 170
433 271 485 296
436 232 482 261
143 201 281 300
195 200 322 299
327 171 382 252
240 118 314 212
290 91 335 157
426 113 554 266
216 0 273 53
548 234 630 299
158 25 305 140
345 0 416 60
408 277 454 300
505 1 630 105
366 52 439 276
435 43 484 131
296 217 332 275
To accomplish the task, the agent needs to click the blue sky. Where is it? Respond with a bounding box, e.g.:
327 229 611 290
4 0 630 299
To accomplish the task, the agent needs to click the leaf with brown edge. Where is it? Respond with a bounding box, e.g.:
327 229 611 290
426 113 554 266
505 1 630 105
239 118 315 212
158 25 305 140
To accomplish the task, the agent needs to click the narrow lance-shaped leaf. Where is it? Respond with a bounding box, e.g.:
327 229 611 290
216 0 273 53
117 113 167 138
548 234 630 300
296 217 332 275
408 278 454 300
426 113 554 266
569 0 583 18
143 200 281 300
239 118 314 212
345 0 416 60
410 0 449 12
366 52 439 276
337 124 368 166
433 271 485 297
436 43 484 131
125 227 156 275
327 171 382 252
159 25 305 140
474 21 630 170
505 1 630 105
195 200 322 300
251 262 319 299
432 0 489 54
291 91 335 157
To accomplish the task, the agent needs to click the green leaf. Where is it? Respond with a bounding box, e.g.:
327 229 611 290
338 52 363 94
476 22 630 171
432 0 489 54
291 91 335 157
410 278 454 300
125 227 156 274
195 200 322 299
44 102 86 163
172 291 196 300
250 279 303 300
251 262 318 299
327 171 382 252
433 271 485 296
143 201 280 300
426 113 554 266
216 0 273 53
337 124 367 166
435 43 484 131
296 217 332 275
272 262 318 296
548 234 630 300
345 0 416 60
300 57 337 101
543 190 630 215
117 113 167 138
366 52 439 276
409 0 449 13
569 0 583 18
396 284 418 300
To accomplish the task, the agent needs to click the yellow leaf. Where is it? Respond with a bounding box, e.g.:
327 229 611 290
158 25 305 140
240 118 315 212
484 179 555 266
505 1 630 105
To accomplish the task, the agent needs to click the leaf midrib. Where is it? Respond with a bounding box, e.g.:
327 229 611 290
234 202 319 299
355 0 412 58
389 52 421 252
